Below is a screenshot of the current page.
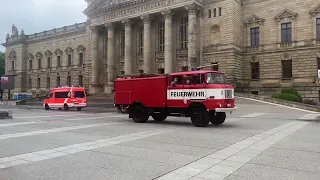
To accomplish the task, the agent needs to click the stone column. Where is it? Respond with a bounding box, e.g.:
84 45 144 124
122 18 133 74
161 9 173 74
91 26 99 89
140 14 152 74
185 3 198 70
105 22 115 85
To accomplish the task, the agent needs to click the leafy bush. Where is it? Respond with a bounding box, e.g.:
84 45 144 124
280 88 302 102
272 92 301 103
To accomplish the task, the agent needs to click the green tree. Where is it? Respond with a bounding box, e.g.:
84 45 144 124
0 51 5 77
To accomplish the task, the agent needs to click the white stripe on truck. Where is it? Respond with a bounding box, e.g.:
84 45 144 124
167 89 234 100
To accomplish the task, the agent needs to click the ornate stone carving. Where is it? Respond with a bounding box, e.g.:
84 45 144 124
27 53 34 60
121 18 132 27
89 26 99 33
275 9 298 21
246 14 265 26
281 52 292 60
6 33 9 41
35 52 43 59
77 45 86 53
21 29 25 35
161 8 173 19
65 47 74 54
54 49 63 56
185 3 199 15
12 24 18 36
45 50 52 57
104 22 114 30
9 50 16 59
310 4 320 17
140 14 152 24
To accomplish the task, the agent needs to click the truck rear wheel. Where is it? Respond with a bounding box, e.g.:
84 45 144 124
131 105 149 123
152 112 168 122
210 112 226 125
190 107 209 127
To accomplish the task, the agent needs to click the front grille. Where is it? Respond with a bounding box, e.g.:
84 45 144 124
224 89 232 99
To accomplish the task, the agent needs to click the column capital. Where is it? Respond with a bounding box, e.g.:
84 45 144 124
104 22 115 31
140 14 152 24
121 18 132 27
184 3 201 15
89 26 99 33
161 8 173 19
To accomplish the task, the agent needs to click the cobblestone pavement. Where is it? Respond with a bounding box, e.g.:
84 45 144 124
0 97 319 180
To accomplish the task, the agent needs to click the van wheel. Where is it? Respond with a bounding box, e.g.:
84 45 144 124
210 112 226 125
63 104 69 111
131 105 149 123
44 104 50 110
76 107 82 111
190 106 209 127
152 112 168 122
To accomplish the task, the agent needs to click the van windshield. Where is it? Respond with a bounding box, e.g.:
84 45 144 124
206 73 227 84
74 91 85 98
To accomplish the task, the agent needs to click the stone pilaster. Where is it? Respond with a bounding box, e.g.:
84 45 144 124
90 26 100 93
140 14 153 74
105 22 115 85
161 9 173 74
122 18 133 74
185 3 199 70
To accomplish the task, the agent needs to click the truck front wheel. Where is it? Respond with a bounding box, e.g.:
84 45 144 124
190 107 210 127
152 112 168 122
210 112 226 125
131 105 149 123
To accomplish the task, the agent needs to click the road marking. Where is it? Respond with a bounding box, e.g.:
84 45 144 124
240 113 266 118
14 114 78 119
227 118 243 122
0 122 38 127
66 115 127 121
156 121 309 180
237 97 318 113
0 129 171 169
0 122 121 140
298 113 320 120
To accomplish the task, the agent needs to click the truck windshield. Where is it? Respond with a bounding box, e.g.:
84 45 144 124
206 73 226 84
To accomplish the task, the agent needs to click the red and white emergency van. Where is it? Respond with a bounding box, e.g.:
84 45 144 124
114 70 236 127
43 86 87 111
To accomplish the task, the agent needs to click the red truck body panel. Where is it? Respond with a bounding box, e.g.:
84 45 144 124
114 76 168 108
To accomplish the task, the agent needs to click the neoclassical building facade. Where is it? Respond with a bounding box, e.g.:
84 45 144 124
3 0 320 101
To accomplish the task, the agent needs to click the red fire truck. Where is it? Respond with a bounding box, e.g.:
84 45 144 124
113 68 236 127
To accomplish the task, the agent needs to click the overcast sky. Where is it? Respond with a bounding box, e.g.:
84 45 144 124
0 0 88 52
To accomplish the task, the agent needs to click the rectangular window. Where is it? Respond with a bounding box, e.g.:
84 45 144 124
120 29 125 56
184 74 205 85
317 18 320 40
282 60 292 79
250 27 260 46
214 8 216 17
139 26 143 54
28 78 32 89
159 21 165 52
281 23 292 42
219 7 222 16
212 63 219 71
251 62 260 79
47 57 51 68
170 76 183 85
120 71 125 75
54 92 69 98
46 77 50 88
68 54 72 66
38 59 41 69
57 56 61 67
11 61 14 71
180 17 188 49
29 60 32 70
317 57 320 69
78 75 83 86
138 70 144 74
67 76 71 86
79 53 84 65
181 66 188 71
208 9 211 18
74 91 85 98
158 68 164 74
56 77 60 87
37 78 40 88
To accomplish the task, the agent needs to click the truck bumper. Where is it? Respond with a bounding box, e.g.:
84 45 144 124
215 107 237 112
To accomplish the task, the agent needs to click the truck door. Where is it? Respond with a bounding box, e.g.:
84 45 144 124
183 73 206 108
167 75 185 108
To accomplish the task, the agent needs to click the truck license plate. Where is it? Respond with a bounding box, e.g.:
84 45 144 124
225 90 232 99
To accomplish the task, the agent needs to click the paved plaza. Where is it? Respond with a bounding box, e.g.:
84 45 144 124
0 98 319 180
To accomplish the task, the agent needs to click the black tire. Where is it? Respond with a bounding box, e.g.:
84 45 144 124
190 106 210 127
63 104 69 111
76 107 82 111
44 104 50 110
152 112 168 122
131 105 149 123
210 112 226 125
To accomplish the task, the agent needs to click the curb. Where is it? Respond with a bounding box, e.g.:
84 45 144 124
236 93 320 113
